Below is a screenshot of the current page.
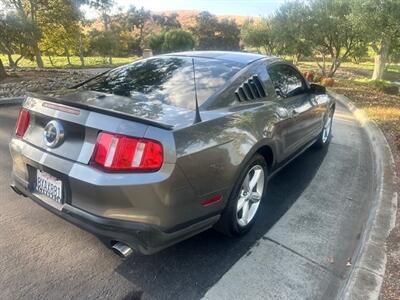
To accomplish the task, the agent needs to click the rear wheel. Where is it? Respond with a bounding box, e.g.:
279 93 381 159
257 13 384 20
314 108 334 148
216 154 267 236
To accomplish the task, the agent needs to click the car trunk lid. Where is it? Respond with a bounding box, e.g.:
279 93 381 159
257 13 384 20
21 91 183 164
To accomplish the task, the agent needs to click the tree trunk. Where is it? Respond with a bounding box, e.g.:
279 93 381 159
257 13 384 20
65 47 72 65
79 33 85 67
33 44 44 68
15 55 23 67
293 53 301 65
48 55 54 67
102 13 109 31
7 53 16 68
316 53 327 76
372 39 390 80
109 56 112 64
0 59 7 80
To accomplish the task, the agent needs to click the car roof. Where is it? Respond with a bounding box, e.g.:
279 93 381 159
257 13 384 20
165 51 277 65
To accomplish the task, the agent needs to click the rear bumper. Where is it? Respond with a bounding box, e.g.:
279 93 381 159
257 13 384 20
9 137 226 254
11 179 220 254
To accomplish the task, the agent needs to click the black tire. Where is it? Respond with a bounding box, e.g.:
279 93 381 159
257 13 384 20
314 108 334 149
215 154 267 236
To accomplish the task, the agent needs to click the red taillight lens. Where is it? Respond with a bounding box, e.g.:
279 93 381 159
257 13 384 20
92 132 163 172
15 108 30 138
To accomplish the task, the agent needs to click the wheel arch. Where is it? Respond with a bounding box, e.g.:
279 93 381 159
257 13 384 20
256 144 274 170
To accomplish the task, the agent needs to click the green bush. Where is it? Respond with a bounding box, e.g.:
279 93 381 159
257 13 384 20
146 33 165 55
162 29 195 53
146 29 195 54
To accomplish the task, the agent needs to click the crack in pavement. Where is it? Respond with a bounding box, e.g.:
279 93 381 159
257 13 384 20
262 236 344 279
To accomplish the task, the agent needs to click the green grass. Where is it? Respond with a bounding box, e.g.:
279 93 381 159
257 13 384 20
0 54 139 68
297 60 400 74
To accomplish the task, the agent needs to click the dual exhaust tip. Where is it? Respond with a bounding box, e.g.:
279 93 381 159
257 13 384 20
111 241 133 258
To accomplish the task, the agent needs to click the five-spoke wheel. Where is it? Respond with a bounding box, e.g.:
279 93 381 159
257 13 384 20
215 154 267 236
236 165 264 227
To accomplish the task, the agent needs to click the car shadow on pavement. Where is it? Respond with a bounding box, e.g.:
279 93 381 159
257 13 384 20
115 146 329 300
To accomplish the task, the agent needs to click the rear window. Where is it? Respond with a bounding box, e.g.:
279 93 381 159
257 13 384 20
81 56 242 110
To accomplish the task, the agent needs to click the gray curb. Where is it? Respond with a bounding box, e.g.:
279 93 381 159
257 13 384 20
329 91 398 300
0 97 24 106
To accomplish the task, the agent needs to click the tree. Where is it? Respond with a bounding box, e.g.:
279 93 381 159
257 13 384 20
350 0 400 80
153 13 181 30
89 30 117 64
305 0 364 77
241 18 278 55
2 0 44 67
272 1 312 64
88 0 114 31
192 12 218 50
0 59 7 80
146 29 195 54
126 6 151 44
216 19 241 50
387 37 400 69
162 29 195 52
39 0 82 66
0 12 35 68
146 32 165 54
2 0 84 68
193 11 240 50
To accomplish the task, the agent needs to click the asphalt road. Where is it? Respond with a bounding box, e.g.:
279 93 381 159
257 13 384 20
0 102 374 300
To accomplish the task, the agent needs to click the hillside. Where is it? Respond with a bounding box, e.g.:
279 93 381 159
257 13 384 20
85 9 259 33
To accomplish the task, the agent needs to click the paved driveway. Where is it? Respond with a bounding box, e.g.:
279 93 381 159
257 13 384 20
0 102 373 300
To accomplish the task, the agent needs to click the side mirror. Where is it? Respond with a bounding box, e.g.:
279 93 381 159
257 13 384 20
309 83 326 95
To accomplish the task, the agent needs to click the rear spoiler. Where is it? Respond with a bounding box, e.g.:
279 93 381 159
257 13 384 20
25 92 174 130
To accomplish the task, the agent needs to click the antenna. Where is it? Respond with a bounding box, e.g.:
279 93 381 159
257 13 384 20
192 58 202 124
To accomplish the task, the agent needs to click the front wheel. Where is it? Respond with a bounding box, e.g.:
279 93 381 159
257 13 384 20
314 108 334 148
215 154 267 236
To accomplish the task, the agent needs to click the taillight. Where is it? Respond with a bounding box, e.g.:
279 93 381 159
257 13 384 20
15 108 30 138
92 132 163 172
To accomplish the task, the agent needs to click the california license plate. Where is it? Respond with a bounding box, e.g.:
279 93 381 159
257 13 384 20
36 170 63 203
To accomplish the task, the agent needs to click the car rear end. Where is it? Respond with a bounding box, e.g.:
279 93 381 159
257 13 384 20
9 96 219 254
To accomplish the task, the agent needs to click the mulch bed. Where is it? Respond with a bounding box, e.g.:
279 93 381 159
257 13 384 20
0 69 92 98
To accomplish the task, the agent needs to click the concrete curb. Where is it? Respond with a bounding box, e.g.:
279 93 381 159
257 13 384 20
329 91 398 300
0 97 24 106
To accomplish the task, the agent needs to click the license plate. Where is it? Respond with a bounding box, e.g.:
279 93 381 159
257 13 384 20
36 170 63 203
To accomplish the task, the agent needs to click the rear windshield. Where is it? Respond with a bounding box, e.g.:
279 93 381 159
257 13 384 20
81 56 242 110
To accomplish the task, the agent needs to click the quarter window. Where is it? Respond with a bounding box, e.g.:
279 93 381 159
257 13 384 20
268 64 306 98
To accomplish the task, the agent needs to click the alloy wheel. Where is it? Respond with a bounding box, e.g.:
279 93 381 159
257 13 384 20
322 111 333 143
236 165 265 227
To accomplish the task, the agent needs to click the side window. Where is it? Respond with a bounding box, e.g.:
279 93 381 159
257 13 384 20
268 64 306 98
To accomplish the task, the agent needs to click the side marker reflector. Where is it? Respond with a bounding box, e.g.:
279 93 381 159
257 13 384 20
201 195 222 207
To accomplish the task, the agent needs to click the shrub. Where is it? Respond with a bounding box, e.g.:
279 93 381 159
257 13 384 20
162 29 195 53
303 71 315 82
146 33 165 55
320 77 335 87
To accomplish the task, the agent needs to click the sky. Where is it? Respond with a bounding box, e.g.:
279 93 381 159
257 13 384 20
82 0 286 19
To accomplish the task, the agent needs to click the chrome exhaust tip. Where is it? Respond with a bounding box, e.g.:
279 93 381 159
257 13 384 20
111 242 133 258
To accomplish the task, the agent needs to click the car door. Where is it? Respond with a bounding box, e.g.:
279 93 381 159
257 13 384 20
267 63 319 158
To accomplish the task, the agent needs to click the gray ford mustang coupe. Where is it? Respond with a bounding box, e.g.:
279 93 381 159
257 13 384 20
9 51 335 256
